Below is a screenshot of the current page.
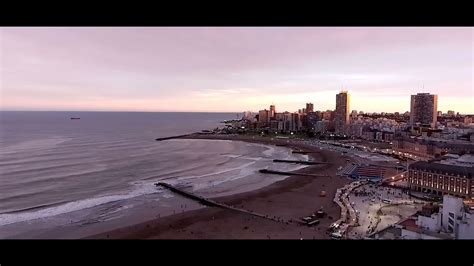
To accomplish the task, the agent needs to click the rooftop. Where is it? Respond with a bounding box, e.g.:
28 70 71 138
399 218 417 228
438 154 474 167
409 161 474 178
398 217 452 239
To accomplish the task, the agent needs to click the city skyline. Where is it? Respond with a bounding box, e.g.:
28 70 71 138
1 27 473 113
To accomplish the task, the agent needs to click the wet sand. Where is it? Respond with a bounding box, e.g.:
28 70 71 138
88 134 352 239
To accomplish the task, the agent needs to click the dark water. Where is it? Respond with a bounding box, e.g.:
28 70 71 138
0 111 307 236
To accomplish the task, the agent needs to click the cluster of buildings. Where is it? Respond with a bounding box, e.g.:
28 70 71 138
407 160 474 199
347 116 403 142
242 102 338 134
372 195 474 239
236 89 474 239
238 91 474 167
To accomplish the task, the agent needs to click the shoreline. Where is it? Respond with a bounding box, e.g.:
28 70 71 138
87 134 352 239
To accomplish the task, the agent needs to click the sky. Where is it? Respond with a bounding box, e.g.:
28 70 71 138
1 27 473 114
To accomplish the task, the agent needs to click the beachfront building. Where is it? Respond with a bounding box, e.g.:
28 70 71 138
269 104 276 119
392 136 474 159
322 110 334 121
258 109 270 123
372 195 474 239
334 91 350 135
406 195 474 239
407 161 474 199
410 93 438 128
315 120 331 134
306 111 322 132
347 114 401 140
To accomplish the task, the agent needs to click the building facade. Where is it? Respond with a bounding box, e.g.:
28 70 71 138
335 91 350 135
269 105 276 120
258 109 270 127
410 93 438 128
408 161 474 199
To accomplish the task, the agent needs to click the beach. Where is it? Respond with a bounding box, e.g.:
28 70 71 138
88 134 352 239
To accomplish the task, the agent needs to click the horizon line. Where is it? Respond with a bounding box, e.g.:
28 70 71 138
2 109 472 115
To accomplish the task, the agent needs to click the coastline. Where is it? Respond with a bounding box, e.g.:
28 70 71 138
87 134 352 239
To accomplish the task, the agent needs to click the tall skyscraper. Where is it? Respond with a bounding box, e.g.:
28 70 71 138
269 104 276 119
306 103 314 113
409 93 438 128
334 91 350 135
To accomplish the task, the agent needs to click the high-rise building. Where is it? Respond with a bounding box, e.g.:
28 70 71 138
306 103 314 113
409 93 438 128
437 111 443 117
306 112 321 132
269 105 276 119
258 109 270 123
334 91 350 135
291 113 302 131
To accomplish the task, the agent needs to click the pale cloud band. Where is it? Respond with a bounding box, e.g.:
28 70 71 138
1 27 473 113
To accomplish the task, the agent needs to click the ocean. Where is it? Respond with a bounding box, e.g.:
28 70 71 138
0 111 308 238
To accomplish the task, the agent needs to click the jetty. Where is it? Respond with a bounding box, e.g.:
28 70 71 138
273 159 331 165
156 182 220 207
155 182 289 223
155 134 194 141
259 169 329 177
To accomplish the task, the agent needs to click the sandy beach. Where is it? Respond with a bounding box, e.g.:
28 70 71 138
88 134 352 239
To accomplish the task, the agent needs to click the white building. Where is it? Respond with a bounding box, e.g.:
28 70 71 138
440 195 464 233
414 195 474 239
375 195 474 239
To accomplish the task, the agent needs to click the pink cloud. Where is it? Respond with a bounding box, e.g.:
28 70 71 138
1 27 472 113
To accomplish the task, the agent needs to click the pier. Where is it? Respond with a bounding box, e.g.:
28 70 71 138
155 134 194 141
259 169 329 177
273 159 331 165
155 182 290 223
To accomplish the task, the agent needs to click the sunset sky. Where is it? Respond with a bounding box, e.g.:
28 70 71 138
1 27 473 113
